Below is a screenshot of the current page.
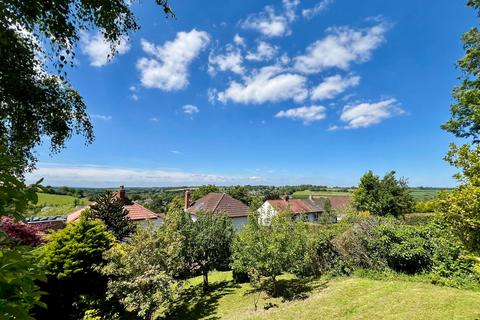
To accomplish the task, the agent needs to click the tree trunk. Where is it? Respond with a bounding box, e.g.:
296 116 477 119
202 269 209 292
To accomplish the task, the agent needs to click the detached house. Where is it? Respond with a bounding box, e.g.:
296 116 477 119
257 194 350 224
67 186 163 226
184 191 250 230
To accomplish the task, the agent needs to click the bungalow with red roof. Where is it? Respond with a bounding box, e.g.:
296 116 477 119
67 186 163 227
257 194 350 224
184 191 250 230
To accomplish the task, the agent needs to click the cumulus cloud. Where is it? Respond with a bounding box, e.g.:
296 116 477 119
182 104 199 114
90 114 112 121
233 34 246 47
340 98 403 128
246 41 278 61
240 1 300 38
80 31 130 67
208 44 245 75
302 0 333 19
311 74 360 100
217 66 308 104
293 22 388 74
275 105 326 124
283 0 300 22
137 29 210 91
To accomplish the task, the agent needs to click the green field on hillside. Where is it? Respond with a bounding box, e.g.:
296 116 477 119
29 193 89 217
292 190 352 198
36 193 89 206
169 271 480 320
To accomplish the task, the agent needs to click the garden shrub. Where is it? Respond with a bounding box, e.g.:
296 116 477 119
0 248 45 319
37 218 115 319
334 217 433 274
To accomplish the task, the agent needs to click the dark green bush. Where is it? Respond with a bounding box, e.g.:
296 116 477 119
334 217 433 274
366 221 433 274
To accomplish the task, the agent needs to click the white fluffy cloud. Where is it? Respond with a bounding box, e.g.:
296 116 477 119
233 34 246 47
137 29 210 91
302 0 333 19
241 6 289 37
217 66 308 104
311 74 360 100
275 105 326 124
294 23 387 74
340 98 402 128
246 41 278 61
80 31 130 67
241 1 300 38
182 104 200 114
208 45 245 75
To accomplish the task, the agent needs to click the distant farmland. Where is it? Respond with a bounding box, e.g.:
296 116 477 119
292 188 445 200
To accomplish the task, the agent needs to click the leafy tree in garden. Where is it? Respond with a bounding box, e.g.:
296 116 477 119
437 186 480 254
0 0 173 172
186 212 234 291
439 0 480 255
87 192 135 240
38 218 115 319
0 248 46 320
227 185 251 206
167 195 185 213
232 212 303 294
352 170 414 217
102 227 182 320
191 185 220 201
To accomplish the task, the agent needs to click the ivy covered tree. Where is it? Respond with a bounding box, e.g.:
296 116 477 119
352 171 414 217
438 0 480 255
0 0 173 172
87 192 135 240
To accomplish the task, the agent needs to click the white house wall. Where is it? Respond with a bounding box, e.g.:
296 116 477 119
257 201 278 225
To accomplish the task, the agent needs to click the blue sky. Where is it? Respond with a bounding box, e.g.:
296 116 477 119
27 0 476 187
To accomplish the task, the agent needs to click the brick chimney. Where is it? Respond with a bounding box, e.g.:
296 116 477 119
184 190 191 209
119 185 126 202
282 193 290 202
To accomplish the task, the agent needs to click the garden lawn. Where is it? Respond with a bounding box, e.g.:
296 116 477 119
170 271 480 320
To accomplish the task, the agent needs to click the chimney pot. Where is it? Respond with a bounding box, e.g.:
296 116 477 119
184 190 191 210
119 185 126 201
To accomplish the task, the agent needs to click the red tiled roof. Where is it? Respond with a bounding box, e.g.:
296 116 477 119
67 203 161 222
267 195 351 215
325 195 351 210
186 193 249 218
267 198 325 214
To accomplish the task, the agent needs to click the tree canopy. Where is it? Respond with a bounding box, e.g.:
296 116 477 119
87 192 135 240
352 171 414 217
0 0 173 171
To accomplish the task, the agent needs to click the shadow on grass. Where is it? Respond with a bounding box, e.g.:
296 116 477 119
164 280 240 320
247 278 329 303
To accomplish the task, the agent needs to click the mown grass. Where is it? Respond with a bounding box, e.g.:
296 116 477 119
165 271 480 320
